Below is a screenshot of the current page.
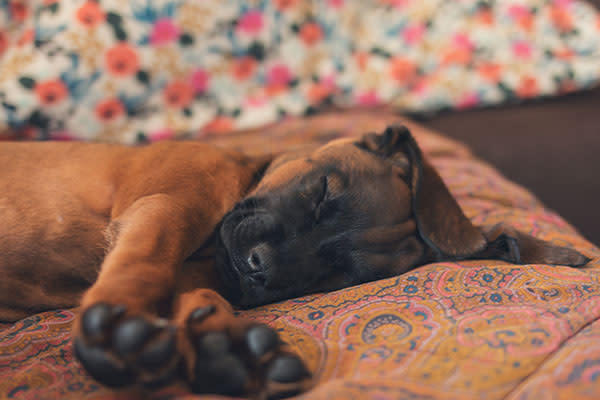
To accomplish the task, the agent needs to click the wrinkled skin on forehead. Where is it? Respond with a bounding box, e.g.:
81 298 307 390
216 126 590 309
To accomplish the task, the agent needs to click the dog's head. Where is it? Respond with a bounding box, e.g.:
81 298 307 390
216 125 589 308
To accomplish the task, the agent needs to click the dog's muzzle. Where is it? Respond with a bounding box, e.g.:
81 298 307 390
216 207 282 308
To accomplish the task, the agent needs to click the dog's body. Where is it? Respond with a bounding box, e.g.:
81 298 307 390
0 141 262 320
0 126 589 398
0 140 299 397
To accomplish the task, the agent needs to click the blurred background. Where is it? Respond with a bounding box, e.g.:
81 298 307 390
423 0 600 246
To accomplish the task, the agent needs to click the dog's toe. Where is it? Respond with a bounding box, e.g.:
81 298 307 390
80 303 126 343
191 331 249 395
75 304 180 388
266 354 309 383
73 337 135 387
192 353 249 396
113 316 158 356
247 324 279 357
186 314 310 398
263 353 311 400
135 326 177 371
195 331 231 357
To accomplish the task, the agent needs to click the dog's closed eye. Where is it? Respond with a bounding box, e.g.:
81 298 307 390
314 175 329 222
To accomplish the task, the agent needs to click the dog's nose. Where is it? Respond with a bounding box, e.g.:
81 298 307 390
247 251 262 271
246 243 272 272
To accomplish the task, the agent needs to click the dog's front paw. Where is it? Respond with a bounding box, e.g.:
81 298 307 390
73 303 180 388
185 307 311 399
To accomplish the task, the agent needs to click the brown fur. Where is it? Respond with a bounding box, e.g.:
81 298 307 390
0 139 315 398
0 141 264 321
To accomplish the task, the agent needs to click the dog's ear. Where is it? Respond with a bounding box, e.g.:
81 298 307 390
358 125 488 259
357 124 590 267
477 224 590 267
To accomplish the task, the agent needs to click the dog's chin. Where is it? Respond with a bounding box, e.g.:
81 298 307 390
214 244 243 305
234 286 272 309
215 253 286 310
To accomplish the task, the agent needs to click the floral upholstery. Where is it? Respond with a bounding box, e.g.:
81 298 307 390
0 0 599 142
1 110 599 399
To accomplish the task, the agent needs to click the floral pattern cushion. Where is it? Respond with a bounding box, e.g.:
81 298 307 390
0 0 599 143
1 110 599 400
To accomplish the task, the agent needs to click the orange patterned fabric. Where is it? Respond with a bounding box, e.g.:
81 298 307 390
1 110 598 399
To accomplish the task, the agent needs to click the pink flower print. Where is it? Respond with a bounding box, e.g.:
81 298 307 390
477 63 502 82
453 33 474 51
507 4 529 20
328 0 344 8
149 18 180 45
191 69 210 93
274 0 299 10
266 64 292 95
550 5 574 32
441 34 475 65
457 92 479 109
245 94 268 108
320 74 336 89
554 48 574 60
203 117 233 135
163 80 194 108
267 64 292 86
402 23 425 45
308 76 336 103
380 0 410 8
149 128 175 141
517 76 538 98
389 57 417 82
553 0 573 7
237 11 264 35
411 78 428 95
300 22 323 45
232 57 257 80
513 41 532 59
508 5 534 31
356 91 380 106
477 9 494 25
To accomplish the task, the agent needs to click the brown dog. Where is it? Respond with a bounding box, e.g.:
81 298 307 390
0 125 589 398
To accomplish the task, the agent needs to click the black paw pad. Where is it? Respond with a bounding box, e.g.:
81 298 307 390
81 303 126 342
73 337 134 387
266 355 309 383
112 317 157 356
77 307 179 389
195 332 231 358
193 354 249 396
246 324 279 357
134 326 177 371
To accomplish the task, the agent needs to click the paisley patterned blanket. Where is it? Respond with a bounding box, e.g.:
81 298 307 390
1 0 599 143
0 110 598 399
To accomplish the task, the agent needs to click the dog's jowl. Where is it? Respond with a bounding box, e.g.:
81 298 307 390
0 126 588 398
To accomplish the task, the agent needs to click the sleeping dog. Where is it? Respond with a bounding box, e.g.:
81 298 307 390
0 125 589 398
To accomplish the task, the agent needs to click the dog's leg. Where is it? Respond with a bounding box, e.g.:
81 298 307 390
73 194 209 388
171 283 312 399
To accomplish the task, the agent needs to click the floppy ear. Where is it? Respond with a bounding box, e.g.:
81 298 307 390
358 124 488 259
357 125 590 267
477 224 590 267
